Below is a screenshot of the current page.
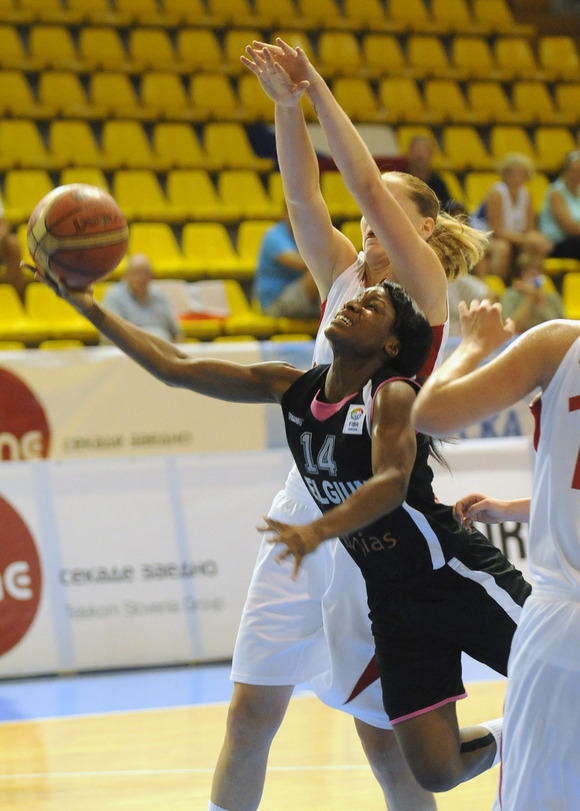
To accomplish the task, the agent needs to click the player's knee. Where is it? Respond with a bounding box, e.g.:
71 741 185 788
225 686 288 749
409 758 461 793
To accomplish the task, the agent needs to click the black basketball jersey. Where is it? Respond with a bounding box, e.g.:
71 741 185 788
281 364 470 612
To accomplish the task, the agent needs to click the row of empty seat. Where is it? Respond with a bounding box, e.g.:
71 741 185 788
3 67 580 127
0 0 536 37
0 117 577 184
0 279 319 346
0 24 574 81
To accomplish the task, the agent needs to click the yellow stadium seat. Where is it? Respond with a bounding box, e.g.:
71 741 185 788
3 169 53 225
25 283 99 343
0 0 32 23
140 72 194 121
440 171 465 205
205 0 256 26
466 80 521 126
115 0 165 25
0 284 46 345
317 31 363 78
189 73 240 122
345 0 393 30
320 171 361 220
90 72 142 119
478 0 536 35
270 29 313 54
0 70 43 118
160 0 209 26
174 28 224 74
423 79 475 125
78 27 131 72
489 126 537 165
554 84 580 127
222 29 264 76
362 34 409 78
332 77 381 123
464 171 501 213
152 122 206 170
221 279 279 338
202 122 274 172
396 126 444 168
101 121 158 170
295 0 344 29
67 0 119 25
526 171 550 214
441 126 493 171
127 27 178 72
112 170 171 222
217 169 281 220
534 127 578 174
49 120 105 169
483 274 507 298
388 0 442 33
39 339 85 350
450 36 500 81
127 223 190 279
37 71 95 119
0 119 53 171
562 272 580 320
430 0 476 33
512 81 566 127
0 24 37 71
0 341 26 350
340 219 363 252
538 36 580 82
236 219 277 276
378 77 443 125
18 0 75 23
494 37 544 82
60 167 109 191
166 169 234 222
406 35 452 79
181 223 246 281
27 24 79 71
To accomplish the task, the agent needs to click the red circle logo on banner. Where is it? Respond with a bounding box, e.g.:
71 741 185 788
0 368 50 460
0 497 42 656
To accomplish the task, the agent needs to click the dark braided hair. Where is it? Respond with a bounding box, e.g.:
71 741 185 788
380 280 433 378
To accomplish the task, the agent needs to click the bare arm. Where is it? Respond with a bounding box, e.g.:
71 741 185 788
258 40 448 322
453 493 531 530
412 299 579 437
241 47 357 300
263 381 417 578
34 271 301 403
550 189 580 237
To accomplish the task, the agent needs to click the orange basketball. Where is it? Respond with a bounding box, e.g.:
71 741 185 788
27 184 129 289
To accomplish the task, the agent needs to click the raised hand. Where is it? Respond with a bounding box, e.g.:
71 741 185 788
458 298 516 357
240 43 310 107
23 260 94 315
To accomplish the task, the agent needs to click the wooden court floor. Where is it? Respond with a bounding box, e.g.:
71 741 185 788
0 679 504 810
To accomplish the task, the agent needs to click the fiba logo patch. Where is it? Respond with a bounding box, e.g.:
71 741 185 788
343 405 366 435
0 368 50 460
0 496 42 656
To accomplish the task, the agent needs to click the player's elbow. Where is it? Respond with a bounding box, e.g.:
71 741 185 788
411 399 449 438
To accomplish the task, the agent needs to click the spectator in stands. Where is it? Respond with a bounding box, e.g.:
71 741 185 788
539 150 580 261
253 206 320 319
0 197 25 302
474 153 553 283
500 250 563 334
404 135 452 210
102 253 183 342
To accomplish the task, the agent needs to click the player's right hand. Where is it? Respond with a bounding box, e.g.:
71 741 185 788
23 261 94 313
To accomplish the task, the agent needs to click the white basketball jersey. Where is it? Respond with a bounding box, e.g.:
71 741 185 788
529 332 580 593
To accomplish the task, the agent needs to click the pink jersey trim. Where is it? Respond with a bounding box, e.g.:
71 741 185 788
311 389 358 420
370 377 420 422
389 691 468 725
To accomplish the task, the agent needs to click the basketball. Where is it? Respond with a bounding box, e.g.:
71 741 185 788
27 184 129 289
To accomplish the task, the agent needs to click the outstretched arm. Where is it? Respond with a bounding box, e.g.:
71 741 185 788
31 268 300 403
241 46 357 300
412 299 577 437
258 39 448 323
453 493 531 530
263 380 417 578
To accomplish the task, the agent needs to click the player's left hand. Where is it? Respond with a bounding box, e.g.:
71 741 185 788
241 43 309 107
24 261 94 313
259 517 322 579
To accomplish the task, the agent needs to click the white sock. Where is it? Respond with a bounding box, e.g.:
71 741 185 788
480 717 503 768
208 803 231 811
